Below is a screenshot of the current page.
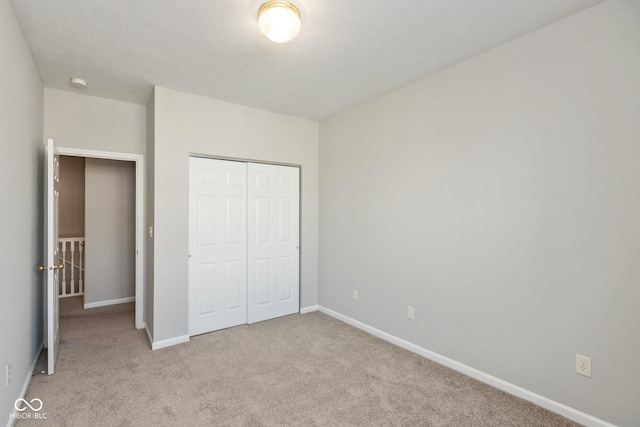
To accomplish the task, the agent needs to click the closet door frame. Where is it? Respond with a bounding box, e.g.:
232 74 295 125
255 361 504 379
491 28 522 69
188 154 302 334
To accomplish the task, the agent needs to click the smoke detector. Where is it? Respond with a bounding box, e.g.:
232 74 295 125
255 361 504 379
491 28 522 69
70 78 88 89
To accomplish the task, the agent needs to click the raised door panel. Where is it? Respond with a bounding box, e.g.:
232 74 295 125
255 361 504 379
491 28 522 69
226 196 243 245
197 196 216 246
197 263 216 315
225 260 242 311
255 258 271 306
278 256 293 301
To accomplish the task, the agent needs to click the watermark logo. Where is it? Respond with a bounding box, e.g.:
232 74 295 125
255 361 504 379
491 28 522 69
10 398 47 420
15 398 43 412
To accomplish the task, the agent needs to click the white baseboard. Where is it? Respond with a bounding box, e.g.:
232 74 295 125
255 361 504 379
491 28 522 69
6 342 44 427
84 296 135 309
317 306 615 427
151 334 190 351
300 305 318 314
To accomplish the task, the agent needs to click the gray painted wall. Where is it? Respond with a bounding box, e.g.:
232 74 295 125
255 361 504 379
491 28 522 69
44 87 147 320
319 1 640 425
58 156 85 238
84 158 136 305
44 88 146 155
152 86 319 342
145 90 155 337
0 1 44 425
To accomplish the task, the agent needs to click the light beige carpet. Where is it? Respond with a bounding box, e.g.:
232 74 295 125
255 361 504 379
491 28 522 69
18 297 580 426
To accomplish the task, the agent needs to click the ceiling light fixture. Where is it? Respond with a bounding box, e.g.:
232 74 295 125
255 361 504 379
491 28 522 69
258 1 301 43
70 78 88 89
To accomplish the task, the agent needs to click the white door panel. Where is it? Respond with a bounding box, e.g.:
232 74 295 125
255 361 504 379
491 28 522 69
189 158 247 335
247 163 300 323
43 139 60 375
189 158 300 334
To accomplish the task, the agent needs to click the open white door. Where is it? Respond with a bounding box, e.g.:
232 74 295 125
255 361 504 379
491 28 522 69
41 138 62 375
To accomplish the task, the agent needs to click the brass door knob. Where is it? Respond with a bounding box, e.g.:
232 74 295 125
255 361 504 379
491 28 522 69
37 264 64 271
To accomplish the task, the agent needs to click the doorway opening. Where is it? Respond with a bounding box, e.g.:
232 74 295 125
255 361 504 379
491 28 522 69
58 155 137 323
56 147 144 329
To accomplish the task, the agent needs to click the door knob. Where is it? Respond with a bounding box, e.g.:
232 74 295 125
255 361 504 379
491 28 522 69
37 264 64 271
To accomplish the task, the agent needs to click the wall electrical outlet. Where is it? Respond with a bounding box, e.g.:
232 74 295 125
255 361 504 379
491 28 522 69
352 289 358 301
576 354 592 378
6 363 10 387
407 305 415 320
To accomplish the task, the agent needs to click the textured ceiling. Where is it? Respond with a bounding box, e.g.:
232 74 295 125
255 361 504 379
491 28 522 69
10 0 605 120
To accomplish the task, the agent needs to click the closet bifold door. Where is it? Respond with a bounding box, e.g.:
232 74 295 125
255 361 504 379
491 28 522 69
188 157 247 336
247 163 300 324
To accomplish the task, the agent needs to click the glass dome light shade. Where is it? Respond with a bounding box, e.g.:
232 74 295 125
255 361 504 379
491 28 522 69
259 1 301 43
